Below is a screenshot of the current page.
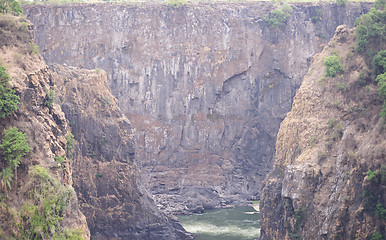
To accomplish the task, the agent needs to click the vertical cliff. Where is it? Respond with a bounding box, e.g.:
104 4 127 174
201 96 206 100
24 2 371 213
260 25 385 239
0 12 191 240
0 13 89 239
50 65 192 239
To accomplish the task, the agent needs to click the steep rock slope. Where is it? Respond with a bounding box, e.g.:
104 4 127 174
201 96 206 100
0 14 90 239
0 13 191 240
260 26 385 239
51 65 192 239
24 2 370 213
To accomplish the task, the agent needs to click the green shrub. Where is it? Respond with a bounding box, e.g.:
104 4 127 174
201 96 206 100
264 4 292 29
371 232 383 240
0 66 19 119
355 8 386 54
375 203 386 219
0 127 30 189
0 0 23 15
376 73 386 117
337 82 346 92
55 156 65 164
336 0 348 6
43 89 55 109
367 170 379 183
373 50 386 75
65 132 75 158
324 54 343 77
20 166 76 239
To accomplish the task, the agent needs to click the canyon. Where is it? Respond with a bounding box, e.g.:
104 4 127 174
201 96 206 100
24 2 371 216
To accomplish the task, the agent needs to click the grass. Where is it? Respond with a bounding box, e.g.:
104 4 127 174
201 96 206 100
21 0 376 5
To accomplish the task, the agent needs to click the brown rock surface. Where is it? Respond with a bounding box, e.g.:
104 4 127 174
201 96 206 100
51 65 192 239
260 26 385 239
0 14 90 239
24 2 372 213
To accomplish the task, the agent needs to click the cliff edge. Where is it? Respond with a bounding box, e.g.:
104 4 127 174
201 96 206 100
260 24 385 239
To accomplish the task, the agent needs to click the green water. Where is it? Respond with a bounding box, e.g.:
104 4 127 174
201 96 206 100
178 206 260 240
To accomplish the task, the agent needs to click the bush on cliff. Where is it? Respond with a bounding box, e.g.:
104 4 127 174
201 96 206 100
0 66 19 119
324 54 343 77
264 4 292 29
0 127 30 190
0 0 22 16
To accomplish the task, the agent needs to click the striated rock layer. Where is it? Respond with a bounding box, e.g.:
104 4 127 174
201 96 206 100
51 65 192 239
24 2 371 213
260 26 385 239
0 13 191 240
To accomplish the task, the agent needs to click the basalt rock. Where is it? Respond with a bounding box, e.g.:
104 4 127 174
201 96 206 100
260 26 385 240
51 65 192 239
24 2 371 213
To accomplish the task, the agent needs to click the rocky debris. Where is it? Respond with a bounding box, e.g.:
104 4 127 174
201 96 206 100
51 65 193 240
24 2 371 213
260 26 385 240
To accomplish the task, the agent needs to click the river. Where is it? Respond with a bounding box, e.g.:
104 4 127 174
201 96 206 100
178 206 260 240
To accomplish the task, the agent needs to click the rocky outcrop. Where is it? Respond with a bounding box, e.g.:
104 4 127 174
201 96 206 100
50 65 192 239
0 14 90 239
260 26 385 239
0 13 191 239
24 2 371 213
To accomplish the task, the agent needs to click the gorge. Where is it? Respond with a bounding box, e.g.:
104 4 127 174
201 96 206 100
24 1 370 215
0 1 383 239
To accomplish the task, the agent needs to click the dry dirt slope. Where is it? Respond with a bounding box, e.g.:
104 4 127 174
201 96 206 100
260 25 385 240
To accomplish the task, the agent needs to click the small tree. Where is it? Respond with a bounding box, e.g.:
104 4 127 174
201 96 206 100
0 127 30 189
0 66 19 119
324 54 343 77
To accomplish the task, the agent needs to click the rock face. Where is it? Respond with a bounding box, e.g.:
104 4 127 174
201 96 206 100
0 14 90 239
0 13 191 240
260 26 385 239
24 2 371 213
51 65 192 239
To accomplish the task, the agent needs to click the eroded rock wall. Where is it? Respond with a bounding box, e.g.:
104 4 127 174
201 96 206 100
24 2 370 213
260 26 385 240
51 65 192 239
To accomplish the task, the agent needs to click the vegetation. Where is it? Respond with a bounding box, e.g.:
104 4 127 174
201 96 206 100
324 54 343 77
370 232 383 240
367 170 379 183
311 9 322 23
336 0 348 6
55 155 65 164
65 131 75 159
0 165 84 239
372 50 386 75
43 88 55 109
0 0 22 15
0 127 30 190
166 0 187 7
264 4 292 29
375 203 386 219
0 66 19 119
